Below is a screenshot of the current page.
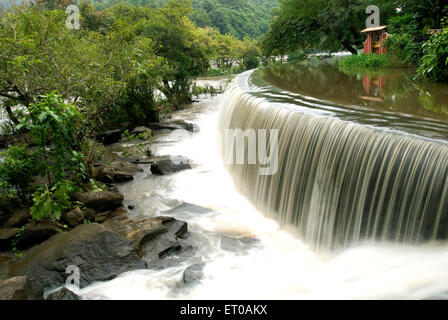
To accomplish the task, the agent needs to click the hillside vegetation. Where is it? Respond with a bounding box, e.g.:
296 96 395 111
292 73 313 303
95 0 278 39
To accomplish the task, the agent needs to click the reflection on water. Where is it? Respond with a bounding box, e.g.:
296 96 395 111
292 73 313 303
251 63 448 141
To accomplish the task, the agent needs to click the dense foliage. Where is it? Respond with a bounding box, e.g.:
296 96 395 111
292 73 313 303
0 0 265 225
262 0 448 82
338 53 392 69
95 0 278 39
417 29 448 82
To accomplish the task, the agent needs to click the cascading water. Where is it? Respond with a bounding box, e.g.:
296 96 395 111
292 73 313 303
219 70 448 250
77 71 448 300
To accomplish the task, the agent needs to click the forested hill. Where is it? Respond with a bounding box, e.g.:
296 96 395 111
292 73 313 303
95 0 278 39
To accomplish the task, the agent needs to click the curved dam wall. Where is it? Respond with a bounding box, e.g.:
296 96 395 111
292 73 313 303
218 70 448 250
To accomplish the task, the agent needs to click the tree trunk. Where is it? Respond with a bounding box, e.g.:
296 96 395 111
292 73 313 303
5 105 19 125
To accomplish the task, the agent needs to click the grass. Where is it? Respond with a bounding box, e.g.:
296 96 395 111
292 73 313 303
338 53 393 70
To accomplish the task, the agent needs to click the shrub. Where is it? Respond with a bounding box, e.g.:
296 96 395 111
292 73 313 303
0 146 40 200
417 30 448 82
30 180 76 221
384 33 422 66
17 93 85 187
338 53 393 70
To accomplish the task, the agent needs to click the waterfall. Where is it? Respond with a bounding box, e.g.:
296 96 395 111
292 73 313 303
219 72 448 250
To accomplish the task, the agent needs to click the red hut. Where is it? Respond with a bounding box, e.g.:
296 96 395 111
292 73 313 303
361 26 388 54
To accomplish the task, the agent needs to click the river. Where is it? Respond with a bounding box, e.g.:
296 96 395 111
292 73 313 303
75 64 448 300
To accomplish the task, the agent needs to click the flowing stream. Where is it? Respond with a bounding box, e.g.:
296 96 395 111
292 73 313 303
77 66 448 300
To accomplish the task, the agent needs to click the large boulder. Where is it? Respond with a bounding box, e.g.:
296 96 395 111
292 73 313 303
71 191 124 212
4 209 30 228
15 220 63 250
10 223 146 300
62 208 84 228
150 156 191 176
45 288 80 300
0 254 18 282
96 129 122 145
0 228 20 251
147 120 199 134
94 162 142 184
103 216 189 269
0 276 27 300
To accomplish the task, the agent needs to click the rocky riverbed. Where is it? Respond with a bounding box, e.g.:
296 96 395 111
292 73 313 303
0 77 231 300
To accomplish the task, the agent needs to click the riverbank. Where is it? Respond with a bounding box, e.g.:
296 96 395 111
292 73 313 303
0 77 229 300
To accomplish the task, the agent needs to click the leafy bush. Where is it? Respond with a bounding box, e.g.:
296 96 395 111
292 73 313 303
0 146 40 200
17 93 85 186
387 13 421 35
338 53 393 70
30 180 76 221
417 30 448 82
384 33 422 66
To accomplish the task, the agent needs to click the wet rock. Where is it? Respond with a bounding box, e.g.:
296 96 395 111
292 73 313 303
0 255 18 282
62 208 84 228
101 171 133 184
110 162 143 173
183 263 205 287
139 218 189 268
131 126 151 135
96 129 122 145
128 205 135 210
103 216 189 269
0 228 20 251
108 186 119 193
109 208 128 218
72 191 124 213
94 213 108 224
0 140 7 149
83 208 97 222
4 209 30 228
94 162 142 184
150 156 191 176
45 288 80 300
15 220 63 250
147 120 199 133
0 276 27 300
10 223 145 300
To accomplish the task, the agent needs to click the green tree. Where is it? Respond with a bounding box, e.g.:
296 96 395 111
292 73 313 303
0 6 122 127
417 29 448 82
262 0 396 56
17 93 85 187
142 0 214 105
